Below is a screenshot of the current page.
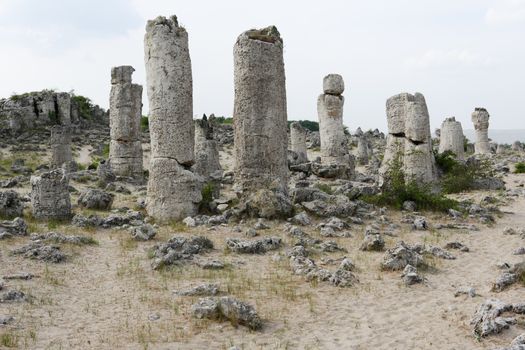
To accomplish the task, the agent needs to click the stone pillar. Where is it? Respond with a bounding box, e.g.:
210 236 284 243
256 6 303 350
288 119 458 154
356 136 369 165
290 122 308 164
109 65 143 180
471 108 491 155
318 74 347 165
30 169 71 220
380 92 436 184
233 26 288 193
144 15 202 221
194 116 222 181
438 117 465 160
512 141 522 152
50 125 72 169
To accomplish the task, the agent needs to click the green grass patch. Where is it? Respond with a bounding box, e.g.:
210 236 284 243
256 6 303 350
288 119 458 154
514 162 525 174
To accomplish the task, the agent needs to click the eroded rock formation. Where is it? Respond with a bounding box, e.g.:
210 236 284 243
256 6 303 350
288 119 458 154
472 108 491 155
438 117 465 159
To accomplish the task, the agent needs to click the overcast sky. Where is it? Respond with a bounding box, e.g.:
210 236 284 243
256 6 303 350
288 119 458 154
0 0 524 131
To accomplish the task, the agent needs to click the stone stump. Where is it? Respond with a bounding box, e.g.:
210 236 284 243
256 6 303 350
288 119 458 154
290 122 308 164
194 116 222 197
109 65 143 180
471 108 491 155
438 117 465 159
356 136 369 165
144 15 202 221
30 169 71 220
380 92 436 184
50 125 72 169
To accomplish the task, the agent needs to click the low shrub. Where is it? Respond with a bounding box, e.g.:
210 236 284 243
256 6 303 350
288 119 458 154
514 162 525 174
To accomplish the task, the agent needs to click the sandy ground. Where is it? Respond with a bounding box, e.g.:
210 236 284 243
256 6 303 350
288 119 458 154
1 152 524 349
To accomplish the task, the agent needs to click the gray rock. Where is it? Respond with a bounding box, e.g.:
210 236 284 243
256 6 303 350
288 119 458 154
192 296 262 330
471 108 491 155
381 241 423 271
0 190 24 218
401 264 423 285
0 290 27 303
471 298 515 337
30 169 71 220
226 237 282 254
0 217 28 236
444 241 469 252
454 286 477 298
130 224 156 241
291 212 311 226
30 232 95 245
77 188 113 210
11 242 66 263
175 283 219 296
151 235 213 270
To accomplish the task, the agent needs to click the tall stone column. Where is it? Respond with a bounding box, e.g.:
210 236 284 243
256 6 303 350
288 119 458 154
438 117 465 159
380 92 436 184
318 74 347 165
233 26 288 193
50 125 72 169
30 169 71 220
109 65 143 180
290 122 308 164
471 108 491 155
144 15 202 221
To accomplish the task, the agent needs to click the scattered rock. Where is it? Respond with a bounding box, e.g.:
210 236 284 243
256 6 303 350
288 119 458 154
381 241 423 271
444 241 469 252
175 283 219 296
471 299 516 337
3 273 34 280
401 264 423 285
0 290 27 303
359 226 385 251
130 224 156 241
454 286 477 298
151 236 213 270
191 296 262 330
226 237 282 254
11 242 66 263
30 232 95 245
0 190 23 218
0 217 28 237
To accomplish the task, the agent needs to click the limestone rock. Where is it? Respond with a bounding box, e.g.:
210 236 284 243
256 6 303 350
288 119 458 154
290 122 308 164
438 117 465 159
192 296 262 330
381 241 423 271
233 26 288 194
225 237 282 254
471 108 491 155
30 169 71 220
77 189 113 210
0 190 23 218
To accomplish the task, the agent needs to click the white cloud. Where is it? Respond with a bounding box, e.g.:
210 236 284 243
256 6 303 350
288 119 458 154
405 49 493 69
486 0 525 24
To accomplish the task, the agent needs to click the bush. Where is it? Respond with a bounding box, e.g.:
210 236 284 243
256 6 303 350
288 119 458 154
362 155 458 212
515 162 525 174
314 183 333 195
287 120 319 132
140 116 149 132
435 150 493 193
214 116 233 124
71 95 94 120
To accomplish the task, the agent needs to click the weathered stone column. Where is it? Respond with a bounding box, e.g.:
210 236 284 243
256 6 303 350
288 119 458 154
438 117 465 159
194 116 222 181
30 169 71 220
144 15 202 221
50 125 72 169
471 108 491 155
380 92 436 184
512 141 522 152
290 122 308 164
109 65 143 180
233 26 288 193
356 136 369 165
318 74 347 165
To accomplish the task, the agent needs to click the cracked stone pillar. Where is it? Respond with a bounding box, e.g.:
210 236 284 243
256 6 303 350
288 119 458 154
471 108 491 155
438 117 465 159
318 74 348 165
194 115 222 183
50 125 72 169
30 169 71 220
144 15 202 221
380 92 436 184
233 26 288 193
290 122 308 164
356 136 369 165
109 65 143 180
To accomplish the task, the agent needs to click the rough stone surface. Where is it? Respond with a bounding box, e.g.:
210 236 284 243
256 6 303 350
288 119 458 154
130 223 156 241
290 122 308 164
77 189 113 210
50 125 72 169
12 242 66 263
194 116 223 181
381 241 423 271
318 74 353 178
471 108 491 155
109 65 143 179
144 15 202 221
30 169 71 220
233 26 288 194
192 296 262 330
471 299 516 337
0 217 28 237
401 264 423 285
0 190 23 218
439 117 465 159
175 283 219 296
226 237 282 254
380 93 437 184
